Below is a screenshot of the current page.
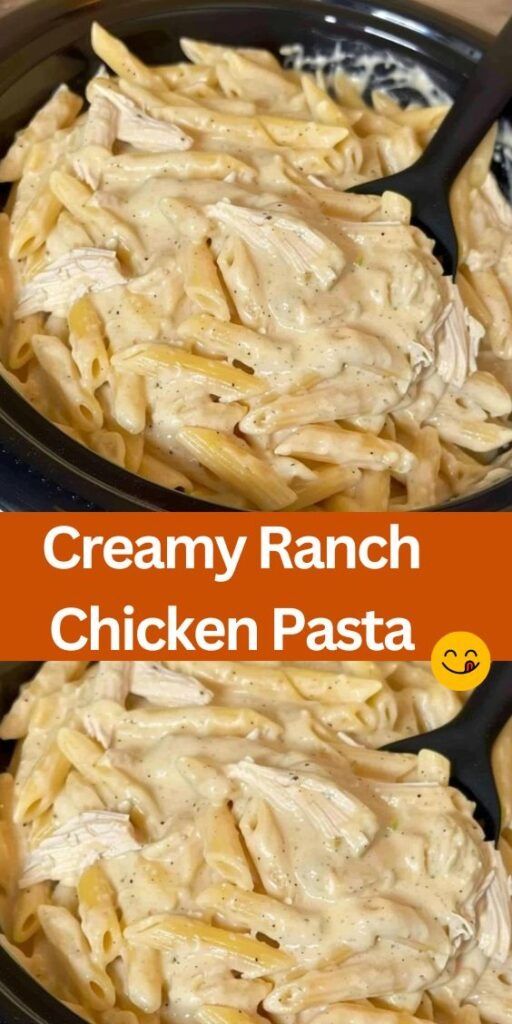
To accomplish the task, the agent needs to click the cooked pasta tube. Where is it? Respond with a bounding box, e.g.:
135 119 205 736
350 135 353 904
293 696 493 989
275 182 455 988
177 313 293 372
14 745 70 824
10 190 62 260
178 427 296 509
124 914 294 975
68 296 110 392
198 805 254 891
112 344 264 396
77 863 123 965
31 334 104 433
38 905 116 1011
123 944 162 1014
283 464 361 511
0 86 83 182
91 22 167 92
12 883 52 944
275 425 415 474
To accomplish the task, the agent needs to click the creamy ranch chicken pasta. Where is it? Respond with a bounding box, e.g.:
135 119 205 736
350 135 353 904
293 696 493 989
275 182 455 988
2 26 512 508
2 661 512 1024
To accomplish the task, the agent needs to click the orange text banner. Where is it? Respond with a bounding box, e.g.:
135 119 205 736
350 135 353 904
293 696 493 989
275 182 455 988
0 512 507 660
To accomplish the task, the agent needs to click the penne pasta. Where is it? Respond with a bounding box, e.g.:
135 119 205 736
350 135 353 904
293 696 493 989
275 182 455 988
198 1008 263 1024
198 804 254 891
178 427 296 509
177 312 286 366
0 86 83 182
112 344 263 397
39 905 116 1011
123 944 162 1014
12 883 52 944
32 334 104 433
6 314 43 370
10 190 62 260
124 914 294 974
181 240 231 321
78 863 123 965
68 296 110 392
0 214 14 353
14 745 70 824
91 23 166 92
49 171 145 269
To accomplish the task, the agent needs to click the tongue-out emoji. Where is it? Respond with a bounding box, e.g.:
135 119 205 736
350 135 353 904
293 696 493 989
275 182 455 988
431 632 491 691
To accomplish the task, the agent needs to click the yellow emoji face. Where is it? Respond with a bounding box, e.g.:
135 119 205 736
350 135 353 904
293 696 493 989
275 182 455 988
430 631 491 691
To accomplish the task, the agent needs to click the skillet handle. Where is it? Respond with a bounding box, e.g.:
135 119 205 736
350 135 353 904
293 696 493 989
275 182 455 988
452 661 512 748
383 661 512 757
428 662 512 844
417 15 512 183
381 663 512 844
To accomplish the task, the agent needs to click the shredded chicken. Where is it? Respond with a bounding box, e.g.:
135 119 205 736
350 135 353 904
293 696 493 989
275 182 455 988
227 760 379 854
21 811 141 887
206 201 345 289
90 80 193 152
129 662 213 706
16 247 126 318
